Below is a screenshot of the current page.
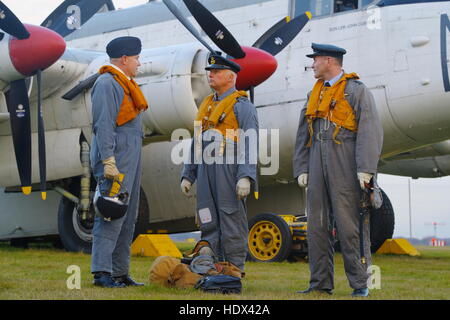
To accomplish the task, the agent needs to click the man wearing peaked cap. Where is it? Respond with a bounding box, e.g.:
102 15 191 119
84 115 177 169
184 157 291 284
180 54 258 277
293 43 383 297
89 36 148 288
205 54 241 73
306 43 347 58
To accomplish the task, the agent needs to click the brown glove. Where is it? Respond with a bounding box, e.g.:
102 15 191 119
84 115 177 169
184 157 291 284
102 156 120 181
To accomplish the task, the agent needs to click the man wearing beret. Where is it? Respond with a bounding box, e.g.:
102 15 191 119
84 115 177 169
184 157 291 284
293 43 383 297
180 55 259 276
90 36 148 287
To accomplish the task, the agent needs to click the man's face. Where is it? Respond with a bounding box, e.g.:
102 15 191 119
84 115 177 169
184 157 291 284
122 55 141 78
312 56 332 79
208 68 233 91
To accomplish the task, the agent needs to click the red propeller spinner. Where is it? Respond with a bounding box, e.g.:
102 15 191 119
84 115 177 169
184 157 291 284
231 46 278 91
9 24 66 76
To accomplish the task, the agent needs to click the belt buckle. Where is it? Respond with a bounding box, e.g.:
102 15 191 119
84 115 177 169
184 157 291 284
317 131 323 142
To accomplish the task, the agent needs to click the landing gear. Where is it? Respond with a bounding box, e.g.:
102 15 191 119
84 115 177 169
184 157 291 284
247 213 307 262
247 189 395 262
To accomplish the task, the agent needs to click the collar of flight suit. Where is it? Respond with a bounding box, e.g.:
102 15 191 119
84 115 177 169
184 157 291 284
214 87 237 101
325 70 344 87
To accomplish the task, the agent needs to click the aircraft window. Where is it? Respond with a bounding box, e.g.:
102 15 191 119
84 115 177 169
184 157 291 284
377 0 449 6
334 0 358 13
361 0 377 7
294 0 332 18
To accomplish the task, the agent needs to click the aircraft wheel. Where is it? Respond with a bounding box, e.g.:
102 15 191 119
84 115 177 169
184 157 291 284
247 213 292 262
57 194 93 254
57 182 151 254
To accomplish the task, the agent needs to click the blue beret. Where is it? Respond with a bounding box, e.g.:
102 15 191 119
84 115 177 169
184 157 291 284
306 43 346 58
205 54 241 73
106 36 142 58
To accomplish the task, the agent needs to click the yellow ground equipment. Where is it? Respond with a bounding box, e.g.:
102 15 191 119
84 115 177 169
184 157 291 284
131 234 182 258
376 238 420 256
247 213 308 262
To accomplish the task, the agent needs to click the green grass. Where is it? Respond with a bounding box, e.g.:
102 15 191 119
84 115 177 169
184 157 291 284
0 242 448 300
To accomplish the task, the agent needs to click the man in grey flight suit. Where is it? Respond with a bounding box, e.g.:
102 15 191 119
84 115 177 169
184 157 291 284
293 43 383 297
180 55 259 275
90 36 146 288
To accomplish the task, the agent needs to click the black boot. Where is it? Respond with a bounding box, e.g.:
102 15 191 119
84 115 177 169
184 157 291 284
113 275 145 287
93 272 126 288
297 287 333 295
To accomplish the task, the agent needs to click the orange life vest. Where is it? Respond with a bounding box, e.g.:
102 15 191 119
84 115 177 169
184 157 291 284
196 90 248 142
305 72 359 146
99 65 148 126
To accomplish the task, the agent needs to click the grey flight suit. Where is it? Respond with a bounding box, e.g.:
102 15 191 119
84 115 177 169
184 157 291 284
293 78 383 290
181 87 259 271
90 72 143 277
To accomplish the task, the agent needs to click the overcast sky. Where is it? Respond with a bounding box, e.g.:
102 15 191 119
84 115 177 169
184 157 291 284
2 0 449 239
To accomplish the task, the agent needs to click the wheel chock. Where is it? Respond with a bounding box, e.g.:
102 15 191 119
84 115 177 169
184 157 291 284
131 234 182 258
375 238 420 256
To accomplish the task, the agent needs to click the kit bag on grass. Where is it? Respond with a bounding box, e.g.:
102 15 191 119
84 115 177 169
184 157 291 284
194 275 242 294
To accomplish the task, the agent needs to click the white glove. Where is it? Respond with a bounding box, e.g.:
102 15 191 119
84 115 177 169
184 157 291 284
102 156 120 181
236 177 251 199
180 179 192 197
297 173 308 188
357 172 373 190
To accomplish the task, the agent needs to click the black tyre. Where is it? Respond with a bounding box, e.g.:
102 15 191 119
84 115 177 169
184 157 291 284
57 183 151 254
247 213 292 262
57 194 93 254
334 189 395 253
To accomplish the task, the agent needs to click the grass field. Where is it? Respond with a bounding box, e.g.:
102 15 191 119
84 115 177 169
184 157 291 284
0 242 449 300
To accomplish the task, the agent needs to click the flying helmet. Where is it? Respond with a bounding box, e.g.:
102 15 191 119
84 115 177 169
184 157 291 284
93 181 129 222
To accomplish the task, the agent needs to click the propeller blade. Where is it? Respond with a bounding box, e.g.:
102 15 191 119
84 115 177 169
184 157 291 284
36 70 46 200
0 1 30 39
162 0 217 54
252 16 290 49
254 12 311 56
182 0 245 59
41 0 110 38
5 79 32 195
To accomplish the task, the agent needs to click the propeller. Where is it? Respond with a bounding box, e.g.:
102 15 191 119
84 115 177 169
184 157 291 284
252 12 312 57
163 0 311 103
244 12 311 103
41 0 112 38
0 1 106 197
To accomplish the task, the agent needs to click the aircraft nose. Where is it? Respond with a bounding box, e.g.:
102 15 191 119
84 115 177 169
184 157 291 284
232 46 278 90
9 24 66 76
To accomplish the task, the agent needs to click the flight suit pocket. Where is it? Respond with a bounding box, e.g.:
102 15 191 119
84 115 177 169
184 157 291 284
219 201 239 215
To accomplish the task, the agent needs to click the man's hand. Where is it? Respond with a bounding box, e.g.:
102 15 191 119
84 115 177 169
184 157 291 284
102 156 120 180
236 177 251 199
357 172 373 190
297 173 308 188
181 179 192 197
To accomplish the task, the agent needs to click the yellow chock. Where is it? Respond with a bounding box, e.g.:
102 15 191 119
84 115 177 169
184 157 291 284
131 234 182 258
376 238 420 256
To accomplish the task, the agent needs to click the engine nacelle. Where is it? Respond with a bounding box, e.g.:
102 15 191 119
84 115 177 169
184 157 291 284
379 154 450 178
